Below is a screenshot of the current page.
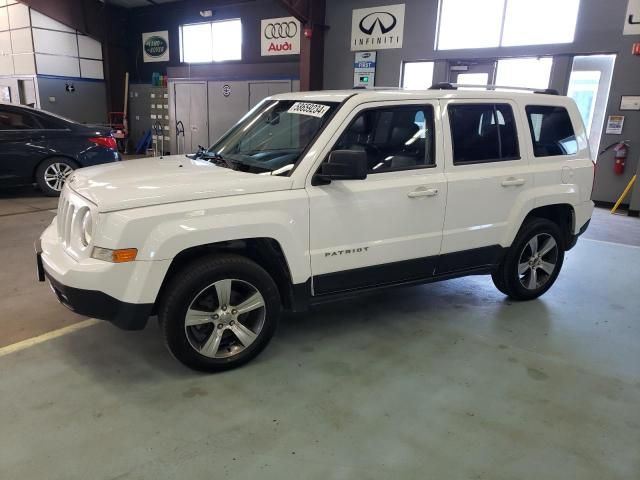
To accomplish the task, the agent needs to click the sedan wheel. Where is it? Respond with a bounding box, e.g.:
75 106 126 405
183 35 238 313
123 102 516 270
36 158 78 196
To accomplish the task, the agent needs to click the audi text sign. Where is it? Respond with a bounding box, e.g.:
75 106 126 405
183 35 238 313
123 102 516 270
261 16 301 56
351 4 405 51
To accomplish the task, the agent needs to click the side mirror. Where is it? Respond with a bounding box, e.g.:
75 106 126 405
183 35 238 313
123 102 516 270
314 150 368 184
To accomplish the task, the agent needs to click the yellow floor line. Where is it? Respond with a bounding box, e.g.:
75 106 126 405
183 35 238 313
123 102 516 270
0 319 99 358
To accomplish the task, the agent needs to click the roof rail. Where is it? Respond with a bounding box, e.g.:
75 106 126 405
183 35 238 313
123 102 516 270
428 82 559 95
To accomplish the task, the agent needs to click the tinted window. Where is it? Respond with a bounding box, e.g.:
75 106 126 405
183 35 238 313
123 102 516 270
449 103 519 164
0 109 43 130
526 105 577 156
332 105 435 173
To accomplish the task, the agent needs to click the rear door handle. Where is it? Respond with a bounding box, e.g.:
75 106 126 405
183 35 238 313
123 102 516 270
408 188 439 198
501 177 526 187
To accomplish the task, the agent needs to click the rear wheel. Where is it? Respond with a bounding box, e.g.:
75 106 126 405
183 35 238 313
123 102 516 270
492 218 565 300
36 157 77 196
159 254 281 372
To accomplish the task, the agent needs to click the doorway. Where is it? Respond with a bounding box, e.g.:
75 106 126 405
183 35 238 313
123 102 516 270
567 54 616 160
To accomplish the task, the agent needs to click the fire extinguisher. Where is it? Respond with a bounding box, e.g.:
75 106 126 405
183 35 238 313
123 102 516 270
613 141 629 175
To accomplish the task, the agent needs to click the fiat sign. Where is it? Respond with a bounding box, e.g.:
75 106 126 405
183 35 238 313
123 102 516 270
261 16 301 56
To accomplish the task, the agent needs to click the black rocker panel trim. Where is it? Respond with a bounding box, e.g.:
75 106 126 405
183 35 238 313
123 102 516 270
313 256 438 295
435 245 505 274
312 245 505 296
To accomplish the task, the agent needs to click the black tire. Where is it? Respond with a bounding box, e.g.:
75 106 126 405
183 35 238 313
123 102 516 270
492 218 565 301
35 157 78 196
159 254 281 372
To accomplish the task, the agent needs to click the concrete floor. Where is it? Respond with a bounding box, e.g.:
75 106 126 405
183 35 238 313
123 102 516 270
0 187 639 479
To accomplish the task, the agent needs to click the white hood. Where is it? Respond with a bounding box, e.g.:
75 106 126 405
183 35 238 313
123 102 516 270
67 155 294 212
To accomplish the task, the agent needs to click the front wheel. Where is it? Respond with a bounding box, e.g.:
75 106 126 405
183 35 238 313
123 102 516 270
36 158 78 196
492 218 565 301
159 254 281 372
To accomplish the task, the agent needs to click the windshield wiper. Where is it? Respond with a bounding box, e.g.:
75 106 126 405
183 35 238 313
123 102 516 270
190 148 236 170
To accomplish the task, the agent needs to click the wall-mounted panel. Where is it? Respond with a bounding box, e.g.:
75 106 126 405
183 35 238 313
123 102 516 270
9 27 32 54
12 52 35 74
80 58 103 79
7 2 29 29
36 53 79 77
78 35 102 60
30 9 74 32
0 7 9 31
0 51 13 75
0 29 10 53
33 28 78 56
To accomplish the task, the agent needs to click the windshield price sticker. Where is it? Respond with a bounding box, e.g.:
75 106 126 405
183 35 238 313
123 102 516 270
288 102 330 118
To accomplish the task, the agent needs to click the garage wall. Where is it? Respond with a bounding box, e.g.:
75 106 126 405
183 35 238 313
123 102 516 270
323 0 640 208
37 76 107 124
126 0 298 84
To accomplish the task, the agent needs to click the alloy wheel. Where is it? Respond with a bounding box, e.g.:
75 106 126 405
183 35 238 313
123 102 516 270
44 163 74 192
184 279 266 359
517 233 559 290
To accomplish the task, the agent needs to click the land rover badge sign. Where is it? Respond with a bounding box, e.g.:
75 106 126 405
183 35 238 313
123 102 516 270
142 31 169 62
351 4 405 51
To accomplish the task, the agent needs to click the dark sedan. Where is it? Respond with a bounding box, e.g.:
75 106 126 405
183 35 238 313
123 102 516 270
0 103 120 196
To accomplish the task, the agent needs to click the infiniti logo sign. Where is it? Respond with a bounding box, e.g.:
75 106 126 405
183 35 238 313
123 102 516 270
351 4 405 51
358 12 397 35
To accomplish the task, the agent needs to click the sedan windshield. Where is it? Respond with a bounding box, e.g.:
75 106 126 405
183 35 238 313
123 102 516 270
205 99 339 175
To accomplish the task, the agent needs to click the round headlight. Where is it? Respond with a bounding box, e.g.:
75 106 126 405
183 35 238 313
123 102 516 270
80 209 93 247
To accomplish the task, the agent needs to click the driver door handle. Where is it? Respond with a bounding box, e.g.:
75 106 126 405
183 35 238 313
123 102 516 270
408 188 439 198
501 177 526 187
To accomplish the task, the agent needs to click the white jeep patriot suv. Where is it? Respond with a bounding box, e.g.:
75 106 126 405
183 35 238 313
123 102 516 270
36 87 594 371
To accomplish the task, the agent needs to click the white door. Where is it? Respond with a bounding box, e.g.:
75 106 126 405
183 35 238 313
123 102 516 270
174 82 208 153
440 99 532 271
307 101 447 295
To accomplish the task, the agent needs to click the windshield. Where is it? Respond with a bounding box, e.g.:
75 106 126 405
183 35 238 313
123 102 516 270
206 99 339 175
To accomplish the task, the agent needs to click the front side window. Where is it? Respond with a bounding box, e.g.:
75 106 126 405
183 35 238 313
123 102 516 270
206 100 338 175
449 103 519 164
526 105 577 157
331 105 436 173
0 109 42 130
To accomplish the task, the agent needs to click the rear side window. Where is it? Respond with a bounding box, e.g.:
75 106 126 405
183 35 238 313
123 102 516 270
0 109 43 130
448 103 519 164
525 106 577 157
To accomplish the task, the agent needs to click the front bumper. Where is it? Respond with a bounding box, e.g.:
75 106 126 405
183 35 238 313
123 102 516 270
44 268 152 330
37 221 170 330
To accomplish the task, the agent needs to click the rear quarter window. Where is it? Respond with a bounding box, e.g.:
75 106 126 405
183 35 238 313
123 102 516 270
525 105 577 157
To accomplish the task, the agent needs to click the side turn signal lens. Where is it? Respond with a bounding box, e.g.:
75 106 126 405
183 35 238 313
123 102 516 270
92 247 138 263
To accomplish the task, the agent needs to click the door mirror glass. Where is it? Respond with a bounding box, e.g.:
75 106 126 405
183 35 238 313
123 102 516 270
315 150 368 183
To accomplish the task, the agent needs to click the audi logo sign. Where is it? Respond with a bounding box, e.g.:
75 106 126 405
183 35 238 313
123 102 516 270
351 4 405 51
261 16 301 56
264 21 298 39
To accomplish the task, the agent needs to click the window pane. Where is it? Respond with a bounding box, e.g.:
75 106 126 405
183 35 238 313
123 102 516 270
402 62 434 89
212 19 241 61
333 105 435 173
182 23 213 63
502 0 580 46
525 106 577 157
437 0 505 50
456 73 489 90
0 109 41 130
449 103 519 164
495 57 552 90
